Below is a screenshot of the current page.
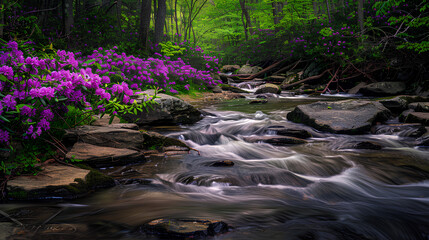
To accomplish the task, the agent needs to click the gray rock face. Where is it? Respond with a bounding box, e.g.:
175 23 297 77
348 82 367 94
64 125 144 149
66 143 145 167
221 65 240 72
143 219 228 238
372 123 426 138
237 64 261 75
243 135 307 145
379 96 408 113
408 102 429 112
403 112 429 125
287 100 391 134
267 126 312 139
254 83 281 94
358 82 406 96
122 90 202 125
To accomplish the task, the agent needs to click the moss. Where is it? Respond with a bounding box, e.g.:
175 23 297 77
142 132 188 150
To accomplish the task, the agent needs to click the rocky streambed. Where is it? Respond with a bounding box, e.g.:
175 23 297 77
2 84 429 239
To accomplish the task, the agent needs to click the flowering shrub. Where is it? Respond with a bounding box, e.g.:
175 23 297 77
80 45 219 93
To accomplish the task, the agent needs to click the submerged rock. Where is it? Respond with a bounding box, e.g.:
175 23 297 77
143 219 229 239
66 143 145 167
358 81 406 96
287 100 391 134
7 164 115 200
267 126 312 139
210 160 235 167
254 83 281 94
243 135 307 145
372 123 426 137
122 90 203 125
402 112 429 125
353 141 383 150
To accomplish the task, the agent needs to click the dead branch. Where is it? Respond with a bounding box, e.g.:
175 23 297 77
273 58 302 75
281 68 332 89
240 58 289 80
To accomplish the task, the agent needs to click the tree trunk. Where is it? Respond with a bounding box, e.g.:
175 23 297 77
139 0 152 49
358 0 364 34
325 0 331 22
64 0 74 35
0 0 4 39
174 0 179 41
154 0 166 44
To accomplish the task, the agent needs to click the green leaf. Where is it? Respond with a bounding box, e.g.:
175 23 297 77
0 115 10 123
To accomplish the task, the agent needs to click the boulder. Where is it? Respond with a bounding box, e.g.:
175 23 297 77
141 131 189 150
91 115 121 126
143 219 228 238
243 135 307 145
122 90 203 125
399 109 415 122
220 65 240 73
237 64 262 75
378 96 408 114
7 164 115 200
212 85 223 93
287 100 391 134
358 82 406 96
64 125 144 149
254 83 281 94
372 123 426 138
402 112 429 125
266 126 312 139
210 160 235 167
348 82 367 94
218 84 250 93
66 143 145 167
408 102 429 112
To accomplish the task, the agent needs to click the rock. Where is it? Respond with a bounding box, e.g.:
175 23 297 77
379 96 408 114
358 82 406 96
66 143 145 167
64 125 144 149
220 65 240 73
7 164 115 200
281 74 299 86
212 85 223 93
267 126 312 139
249 99 268 104
408 102 429 112
267 75 286 83
91 115 121 126
416 136 429 146
256 93 280 99
348 82 367 94
287 100 391 134
372 123 426 138
237 64 262 75
243 135 307 145
141 131 189 150
236 81 265 89
123 89 203 125
353 141 383 150
254 83 281 94
399 109 415 122
210 160 235 167
402 112 429 125
0 223 14 240
143 219 228 238
218 84 250 93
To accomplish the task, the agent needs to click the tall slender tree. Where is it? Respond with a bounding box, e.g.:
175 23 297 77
140 0 152 49
155 0 166 44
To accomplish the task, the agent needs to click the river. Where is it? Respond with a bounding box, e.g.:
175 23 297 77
1 94 429 240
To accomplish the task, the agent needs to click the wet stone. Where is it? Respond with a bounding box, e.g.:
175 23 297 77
372 123 426 138
353 141 383 150
244 135 307 145
142 219 229 239
267 126 312 139
210 160 235 167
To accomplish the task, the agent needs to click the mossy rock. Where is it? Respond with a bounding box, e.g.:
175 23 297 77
142 131 189 150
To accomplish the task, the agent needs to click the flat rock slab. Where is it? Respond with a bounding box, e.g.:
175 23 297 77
143 219 228 238
403 112 429 125
66 143 145 167
122 90 203 125
7 164 114 200
287 100 391 134
267 126 312 139
358 81 406 96
64 125 144 149
255 83 281 94
408 102 429 112
244 135 307 145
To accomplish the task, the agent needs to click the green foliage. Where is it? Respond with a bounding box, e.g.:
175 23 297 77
159 41 186 57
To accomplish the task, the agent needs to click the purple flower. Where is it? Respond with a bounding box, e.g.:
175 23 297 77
0 130 9 143
37 118 50 131
41 109 54 121
2 95 16 110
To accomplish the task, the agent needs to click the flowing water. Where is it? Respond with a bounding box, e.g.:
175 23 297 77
1 93 429 240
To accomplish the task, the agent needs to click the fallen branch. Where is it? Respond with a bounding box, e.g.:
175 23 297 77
281 68 332 89
240 58 289 80
273 58 302 75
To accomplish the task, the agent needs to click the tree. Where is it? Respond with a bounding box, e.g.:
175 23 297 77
64 0 74 36
155 0 166 44
0 0 4 39
140 0 152 49
239 0 252 40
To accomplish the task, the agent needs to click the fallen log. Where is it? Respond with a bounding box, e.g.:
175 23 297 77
281 68 332 89
273 59 302 75
240 58 289 80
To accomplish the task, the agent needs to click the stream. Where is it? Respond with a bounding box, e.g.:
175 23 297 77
1 94 429 240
